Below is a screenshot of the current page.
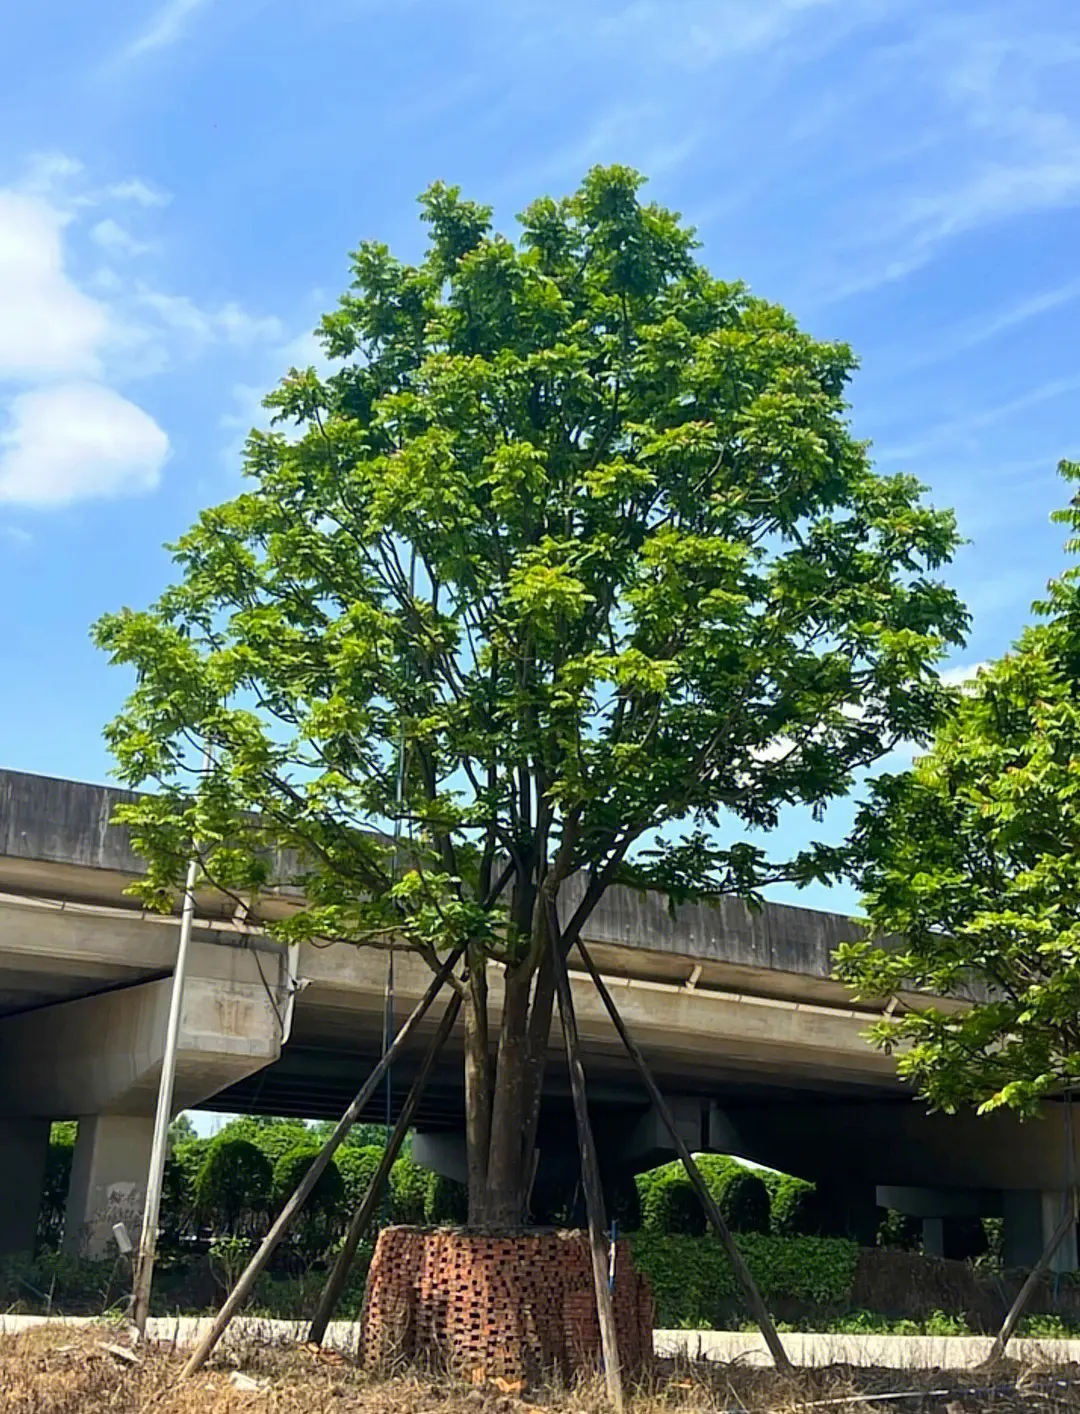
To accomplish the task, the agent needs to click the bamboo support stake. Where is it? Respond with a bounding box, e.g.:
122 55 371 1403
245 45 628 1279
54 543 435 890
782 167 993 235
575 938 793 1376
550 920 626 1414
988 1192 1076 1363
307 983 463 1345
180 947 463 1379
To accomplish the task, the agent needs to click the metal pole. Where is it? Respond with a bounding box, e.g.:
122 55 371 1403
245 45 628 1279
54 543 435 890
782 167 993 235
131 747 211 1335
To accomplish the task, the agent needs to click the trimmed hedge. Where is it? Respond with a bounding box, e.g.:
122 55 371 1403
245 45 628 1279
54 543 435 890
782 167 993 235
761 1171 821 1237
337 1145 387 1211
272 1145 345 1212
637 1157 771 1236
693 1155 770 1235
637 1167 707 1237
632 1232 859 1328
389 1156 430 1225
196 1138 273 1233
425 1172 469 1225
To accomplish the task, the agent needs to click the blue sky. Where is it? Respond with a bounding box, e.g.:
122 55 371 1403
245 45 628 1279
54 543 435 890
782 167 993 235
1 0 1078 914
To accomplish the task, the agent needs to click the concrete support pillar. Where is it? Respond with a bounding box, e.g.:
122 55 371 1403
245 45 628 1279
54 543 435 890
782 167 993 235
0 1119 49 1256
1043 1191 1078 1274
1003 1190 1078 1272
922 1217 944 1258
63 1114 154 1258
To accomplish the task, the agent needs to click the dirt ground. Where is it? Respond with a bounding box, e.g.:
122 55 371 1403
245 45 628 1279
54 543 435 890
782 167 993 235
4 1325 1080 1414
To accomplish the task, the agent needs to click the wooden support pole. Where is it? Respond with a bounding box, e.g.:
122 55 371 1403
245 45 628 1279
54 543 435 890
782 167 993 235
574 938 793 1376
180 947 463 1379
988 1191 1076 1363
307 983 463 1345
550 914 626 1414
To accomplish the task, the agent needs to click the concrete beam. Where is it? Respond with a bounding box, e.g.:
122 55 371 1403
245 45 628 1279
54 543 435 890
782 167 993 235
0 942 283 1117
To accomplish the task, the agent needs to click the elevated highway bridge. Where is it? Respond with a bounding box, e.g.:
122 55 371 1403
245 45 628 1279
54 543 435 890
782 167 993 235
0 767 1073 1270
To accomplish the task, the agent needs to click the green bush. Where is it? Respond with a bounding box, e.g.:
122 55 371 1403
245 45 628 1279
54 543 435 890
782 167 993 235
37 1139 74 1250
389 1156 430 1225
337 1144 387 1212
217 1117 312 1165
195 1137 273 1235
632 1232 859 1328
638 1157 770 1236
637 1167 707 1237
425 1172 468 1226
761 1172 821 1237
877 1208 922 1251
694 1156 770 1235
272 1145 345 1213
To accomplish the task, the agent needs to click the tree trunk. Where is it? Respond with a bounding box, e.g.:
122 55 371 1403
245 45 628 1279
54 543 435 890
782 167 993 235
482 964 533 1226
464 946 493 1228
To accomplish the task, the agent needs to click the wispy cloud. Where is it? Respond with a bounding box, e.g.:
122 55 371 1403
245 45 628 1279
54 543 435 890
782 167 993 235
878 373 1080 465
115 0 214 64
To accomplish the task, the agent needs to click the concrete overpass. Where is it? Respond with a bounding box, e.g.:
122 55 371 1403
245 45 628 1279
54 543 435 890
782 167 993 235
0 767 1074 1268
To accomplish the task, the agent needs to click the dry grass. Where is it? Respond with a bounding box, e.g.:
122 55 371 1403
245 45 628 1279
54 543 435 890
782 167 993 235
3 1326 1080 1414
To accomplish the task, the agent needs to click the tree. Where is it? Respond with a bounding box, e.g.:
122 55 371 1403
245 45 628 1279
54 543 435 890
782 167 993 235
94 165 965 1228
169 1113 197 1146
195 1137 273 1235
837 461 1080 1117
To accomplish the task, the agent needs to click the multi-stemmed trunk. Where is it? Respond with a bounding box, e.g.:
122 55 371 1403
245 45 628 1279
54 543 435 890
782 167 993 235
463 944 558 1228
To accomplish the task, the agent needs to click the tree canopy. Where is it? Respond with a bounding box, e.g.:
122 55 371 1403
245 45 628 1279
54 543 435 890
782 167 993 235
837 461 1080 1116
94 165 965 1223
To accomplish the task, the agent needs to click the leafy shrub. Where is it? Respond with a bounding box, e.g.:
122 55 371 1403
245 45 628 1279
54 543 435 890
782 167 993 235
195 1137 272 1235
0 1252 126 1314
637 1167 706 1237
209 1234 253 1290
37 1139 74 1250
761 1172 821 1236
632 1232 859 1328
425 1172 468 1226
877 1208 922 1251
337 1144 387 1212
217 1117 312 1165
272 1145 345 1213
389 1156 430 1225
694 1155 770 1235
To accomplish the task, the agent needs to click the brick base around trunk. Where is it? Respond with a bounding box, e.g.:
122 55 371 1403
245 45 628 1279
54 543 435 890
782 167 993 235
359 1227 653 1383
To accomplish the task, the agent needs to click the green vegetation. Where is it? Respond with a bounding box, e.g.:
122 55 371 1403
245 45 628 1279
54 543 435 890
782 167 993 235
94 164 964 1229
194 1137 272 1235
633 1232 859 1328
838 460 1080 1118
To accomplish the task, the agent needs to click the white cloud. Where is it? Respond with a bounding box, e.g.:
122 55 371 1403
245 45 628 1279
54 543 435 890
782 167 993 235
0 525 32 546
0 192 109 378
116 0 214 63
940 661 990 691
138 290 285 347
20 152 86 198
106 178 171 208
91 218 150 256
0 384 169 508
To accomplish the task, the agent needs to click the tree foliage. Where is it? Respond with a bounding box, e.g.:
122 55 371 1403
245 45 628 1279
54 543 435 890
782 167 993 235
195 1137 273 1234
94 165 964 1223
837 462 1080 1116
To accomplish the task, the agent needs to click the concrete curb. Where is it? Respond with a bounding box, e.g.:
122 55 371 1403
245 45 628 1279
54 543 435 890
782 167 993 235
4 1316 1080 1369
654 1329 1080 1368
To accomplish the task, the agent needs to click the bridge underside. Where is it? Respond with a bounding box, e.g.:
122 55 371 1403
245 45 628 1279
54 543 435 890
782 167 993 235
0 766 1076 1272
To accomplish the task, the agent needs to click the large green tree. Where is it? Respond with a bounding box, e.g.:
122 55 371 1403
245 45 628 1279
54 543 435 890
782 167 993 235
837 461 1080 1116
95 166 965 1226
